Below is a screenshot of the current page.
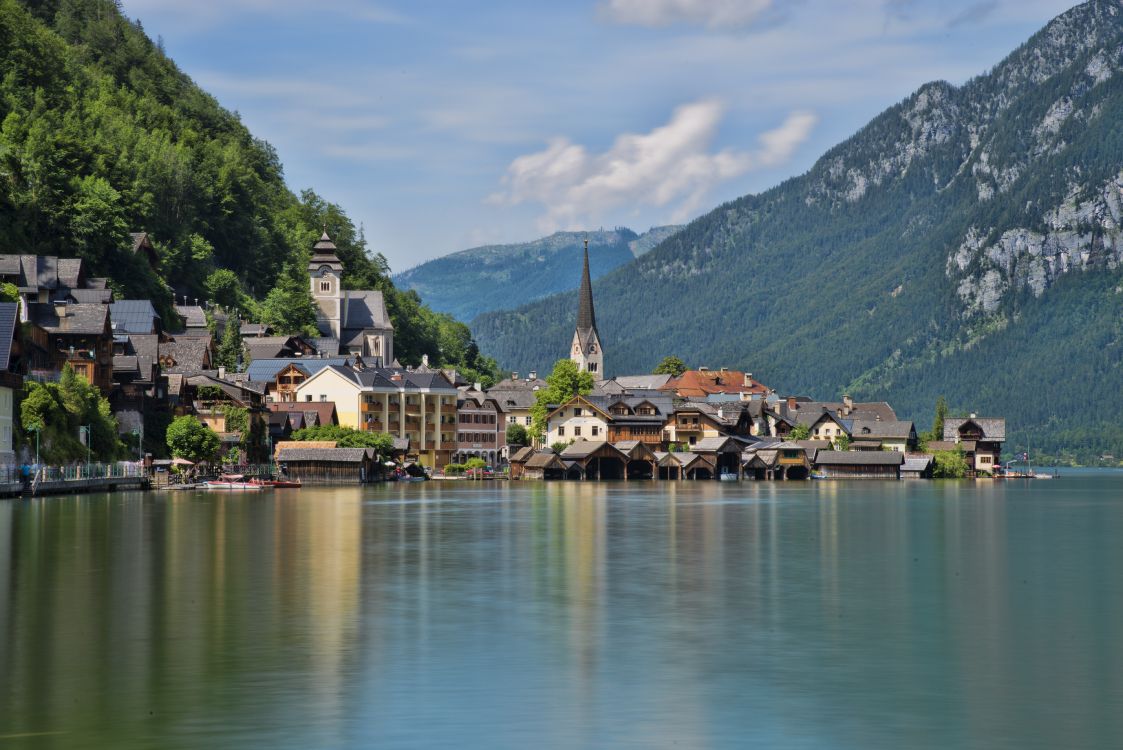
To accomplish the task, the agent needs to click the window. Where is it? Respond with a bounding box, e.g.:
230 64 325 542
525 417 531 426
320 395 327 402
558 426 565 437
591 426 599 437
589 362 597 372
305 395 312 402
688 436 696 445
320 281 331 292
979 456 992 464
574 426 582 437
509 416 516 424
574 407 582 416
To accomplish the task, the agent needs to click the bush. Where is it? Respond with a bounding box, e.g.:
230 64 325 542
933 449 970 478
444 463 466 475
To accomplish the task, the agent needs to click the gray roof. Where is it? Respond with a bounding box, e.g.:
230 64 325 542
277 447 374 463
244 357 352 383
944 418 1006 441
902 456 934 472
67 288 113 304
112 355 139 375
110 300 160 334
815 451 904 466
343 290 392 330
160 336 212 374
309 337 340 355
28 302 109 335
489 389 538 410
0 302 17 371
560 440 617 460
692 436 741 452
526 451 565 469
509 446 536 463
239 322 270 337
850 420 915 440
174 305 207 330
610 374 673 390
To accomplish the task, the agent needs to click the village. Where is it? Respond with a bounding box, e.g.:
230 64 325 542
0 233 1006 490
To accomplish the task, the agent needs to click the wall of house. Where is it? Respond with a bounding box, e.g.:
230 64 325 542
297 371 361 428
0 386 13 464
547 408 608 444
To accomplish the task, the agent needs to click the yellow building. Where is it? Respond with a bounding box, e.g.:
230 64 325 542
295 364 458 468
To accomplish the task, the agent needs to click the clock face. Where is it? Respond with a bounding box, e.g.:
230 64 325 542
573 344 581 355
589 344 597 353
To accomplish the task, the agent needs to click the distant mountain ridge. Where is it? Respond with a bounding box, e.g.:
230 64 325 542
471 0 1123 461
394 226 680 321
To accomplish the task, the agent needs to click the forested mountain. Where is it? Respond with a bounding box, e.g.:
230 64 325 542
473 0 1123 461
0 0 496 382
395 226 680 321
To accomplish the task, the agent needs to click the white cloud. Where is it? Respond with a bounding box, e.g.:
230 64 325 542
490 100 816 232
600 0 776 29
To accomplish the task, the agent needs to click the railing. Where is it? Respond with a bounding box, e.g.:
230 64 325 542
32 462 148 482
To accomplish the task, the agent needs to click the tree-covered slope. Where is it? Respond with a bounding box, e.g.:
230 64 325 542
394 226 680 321
472 0 1123 460
0 0 497 382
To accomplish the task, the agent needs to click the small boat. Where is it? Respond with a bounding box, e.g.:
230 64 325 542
719 471 740 482
250 478 303 488
204 474 267 490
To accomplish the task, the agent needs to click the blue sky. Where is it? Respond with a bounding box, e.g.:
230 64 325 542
122 0 1075 272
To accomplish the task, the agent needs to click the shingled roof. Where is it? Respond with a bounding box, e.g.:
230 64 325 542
28 302 109 335
815 451 905 466
943 418 1006 441
0 303 17 371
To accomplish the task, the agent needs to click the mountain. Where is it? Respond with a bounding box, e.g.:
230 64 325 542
0 0 497 382
472 0 1123 461
394 226 681 321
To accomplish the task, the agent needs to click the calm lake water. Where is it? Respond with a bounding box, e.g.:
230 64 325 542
2 473 1123 749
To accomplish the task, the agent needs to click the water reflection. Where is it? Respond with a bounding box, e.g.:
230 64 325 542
1 476 1122 748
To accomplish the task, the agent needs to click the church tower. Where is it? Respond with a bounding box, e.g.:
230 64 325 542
309 230 343 339
570 238 604 375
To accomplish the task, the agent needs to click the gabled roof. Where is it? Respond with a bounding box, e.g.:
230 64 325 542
559 440 625 461
944 418 1006 441
66 288 112 304
525 451 566 470
547 394 611 421
509 446 536 464
691 436 742 453
277 447 374 463
174 304 208 330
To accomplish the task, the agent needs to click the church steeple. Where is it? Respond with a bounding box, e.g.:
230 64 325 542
576 237 596 333
570 237 604 376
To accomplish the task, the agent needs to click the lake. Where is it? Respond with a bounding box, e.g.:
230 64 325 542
2 473 1123 748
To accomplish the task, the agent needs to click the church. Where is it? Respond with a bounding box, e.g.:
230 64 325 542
569 238 604 375
308 231 394 363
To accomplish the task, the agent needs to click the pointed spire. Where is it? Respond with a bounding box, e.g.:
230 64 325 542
576 236 596 333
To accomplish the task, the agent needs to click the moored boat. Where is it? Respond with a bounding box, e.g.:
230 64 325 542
204 474 267 490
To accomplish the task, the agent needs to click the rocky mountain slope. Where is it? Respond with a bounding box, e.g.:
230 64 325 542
472 0 1123 460
394 226 680 321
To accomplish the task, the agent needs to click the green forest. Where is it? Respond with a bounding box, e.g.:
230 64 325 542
0 0 498 384
472 1 1123 463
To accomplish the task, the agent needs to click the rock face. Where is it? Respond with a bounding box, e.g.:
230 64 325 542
951 173 1123 313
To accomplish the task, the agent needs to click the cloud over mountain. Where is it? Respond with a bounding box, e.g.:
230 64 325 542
599 0 776 29
490 100 815 231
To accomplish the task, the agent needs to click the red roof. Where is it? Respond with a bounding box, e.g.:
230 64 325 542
662 369 769 398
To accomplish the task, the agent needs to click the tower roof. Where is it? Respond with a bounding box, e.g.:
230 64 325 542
309 230 343 271
576 238 597 333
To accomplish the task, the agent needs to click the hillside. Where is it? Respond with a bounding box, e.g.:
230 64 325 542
472 0 1123 461
0 0 496 382
395 226 680 321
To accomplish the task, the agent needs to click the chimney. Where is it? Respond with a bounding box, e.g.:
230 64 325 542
528 370 537 380
474 382 482 392
218 366 226 379
512 371 519 381
842 394 853 416
699 366 709 372
744 372 753 387
53 300 68 317
786 396 798 410
717 407 724 420
421 354 429 367
969 413 977 419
